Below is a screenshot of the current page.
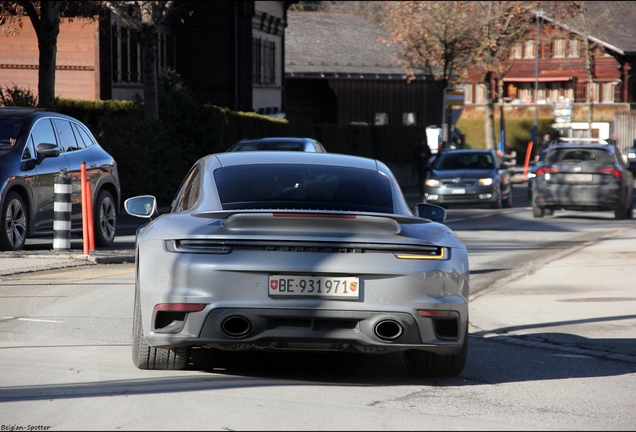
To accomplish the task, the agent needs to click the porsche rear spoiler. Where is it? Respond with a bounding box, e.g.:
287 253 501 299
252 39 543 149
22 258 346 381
192 209 433 226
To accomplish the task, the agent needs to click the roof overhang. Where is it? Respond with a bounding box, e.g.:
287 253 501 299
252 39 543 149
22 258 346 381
285 72 434 80
503 77 572 82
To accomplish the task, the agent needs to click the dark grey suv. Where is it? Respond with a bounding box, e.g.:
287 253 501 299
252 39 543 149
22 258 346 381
0 108 120 251
532 140 634 219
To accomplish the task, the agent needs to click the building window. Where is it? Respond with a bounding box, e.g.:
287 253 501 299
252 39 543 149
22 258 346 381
568 39 579 57
547 83 560 104
253 37 276 85
511 44 522 59
588 82 600 102
461 84 473 104
553 39 566 57
475 84 486 104
111 24 173 84
602 82 615 102
374 113 389 125
402 113 416 125
524 40 535 58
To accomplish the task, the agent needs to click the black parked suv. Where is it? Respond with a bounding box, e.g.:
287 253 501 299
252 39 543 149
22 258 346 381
0 108 120 251
532 138 634 219
627 144 636 176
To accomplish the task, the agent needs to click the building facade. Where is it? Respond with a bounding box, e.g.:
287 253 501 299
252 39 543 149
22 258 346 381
0 1 294 116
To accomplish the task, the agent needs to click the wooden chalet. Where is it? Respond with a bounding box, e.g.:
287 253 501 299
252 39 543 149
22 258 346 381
461 1 636 147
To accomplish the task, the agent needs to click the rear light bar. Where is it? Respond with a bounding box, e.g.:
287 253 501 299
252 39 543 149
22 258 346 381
273 213 356 219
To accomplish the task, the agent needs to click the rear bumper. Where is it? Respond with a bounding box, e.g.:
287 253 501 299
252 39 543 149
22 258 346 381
145 306 468 356
534 183 624 210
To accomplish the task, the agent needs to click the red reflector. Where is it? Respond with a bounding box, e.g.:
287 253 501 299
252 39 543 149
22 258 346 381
154 303 206 312
418 310 459 318
273 213 356 219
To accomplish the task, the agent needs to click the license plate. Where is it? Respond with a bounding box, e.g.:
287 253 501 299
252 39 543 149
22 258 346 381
269 275 359 299
450 188 466 194
565 173 593 182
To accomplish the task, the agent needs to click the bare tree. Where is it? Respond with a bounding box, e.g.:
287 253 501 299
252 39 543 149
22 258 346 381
561 1 615 137
382 1 579 149
103 1 175 121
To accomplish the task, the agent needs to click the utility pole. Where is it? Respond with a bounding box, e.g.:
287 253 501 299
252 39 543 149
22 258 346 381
533 10 542 145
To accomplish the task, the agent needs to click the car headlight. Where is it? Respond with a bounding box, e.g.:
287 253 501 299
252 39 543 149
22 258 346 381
425 179 440 187
628 153 636 159
478 178 494 186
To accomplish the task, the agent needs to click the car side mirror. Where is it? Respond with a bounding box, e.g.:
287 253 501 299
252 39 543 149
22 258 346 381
125 195 158 219
414 203 446 223
36 143 60 158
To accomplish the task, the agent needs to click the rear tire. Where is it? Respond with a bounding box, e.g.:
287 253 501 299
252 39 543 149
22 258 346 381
0 191 28 252
502 189 513 208
615 204 629 220
532 205 544 218
132 287 190 370
404 332 468 378
94 189 117 247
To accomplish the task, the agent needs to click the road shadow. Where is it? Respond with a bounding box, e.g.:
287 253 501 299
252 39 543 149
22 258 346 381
1 332 634 403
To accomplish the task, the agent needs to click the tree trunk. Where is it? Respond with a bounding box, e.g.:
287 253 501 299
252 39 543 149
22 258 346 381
584 37 594 137
139 28 159 121
34 1 62 108
484 101 496 150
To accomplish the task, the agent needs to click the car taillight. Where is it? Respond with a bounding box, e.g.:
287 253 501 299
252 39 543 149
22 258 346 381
418 310 459 318
536 167 558 177
597 168 621 178
154 304 206 312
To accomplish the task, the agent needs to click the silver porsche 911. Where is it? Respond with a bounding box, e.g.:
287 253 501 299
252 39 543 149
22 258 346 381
124 151 470 377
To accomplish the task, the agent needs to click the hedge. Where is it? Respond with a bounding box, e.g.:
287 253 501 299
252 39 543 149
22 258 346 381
51 96 553 207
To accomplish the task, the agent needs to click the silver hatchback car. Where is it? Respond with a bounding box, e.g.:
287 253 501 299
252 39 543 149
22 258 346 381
424 149 513 209
125 151 469 377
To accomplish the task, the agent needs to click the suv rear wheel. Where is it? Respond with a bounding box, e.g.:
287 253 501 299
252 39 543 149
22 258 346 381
94 190 117 247
532 205 544 218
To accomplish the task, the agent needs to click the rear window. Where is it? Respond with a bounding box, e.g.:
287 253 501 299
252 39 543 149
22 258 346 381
233 141 303 151
215 164 393 213
432 152 495 170
546 148 615 164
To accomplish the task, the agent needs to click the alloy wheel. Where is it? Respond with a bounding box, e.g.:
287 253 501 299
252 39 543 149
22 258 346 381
5 197 27 250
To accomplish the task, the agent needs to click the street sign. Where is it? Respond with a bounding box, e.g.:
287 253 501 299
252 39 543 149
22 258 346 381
444 88 465 107
552 97 573 126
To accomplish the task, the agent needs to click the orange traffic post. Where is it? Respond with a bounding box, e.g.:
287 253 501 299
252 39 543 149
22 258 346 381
80 162 89 256
523 141 534 179
86 181 95 251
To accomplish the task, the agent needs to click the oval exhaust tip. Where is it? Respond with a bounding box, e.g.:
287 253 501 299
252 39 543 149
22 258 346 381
222 315 251 337
374 319 403 341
